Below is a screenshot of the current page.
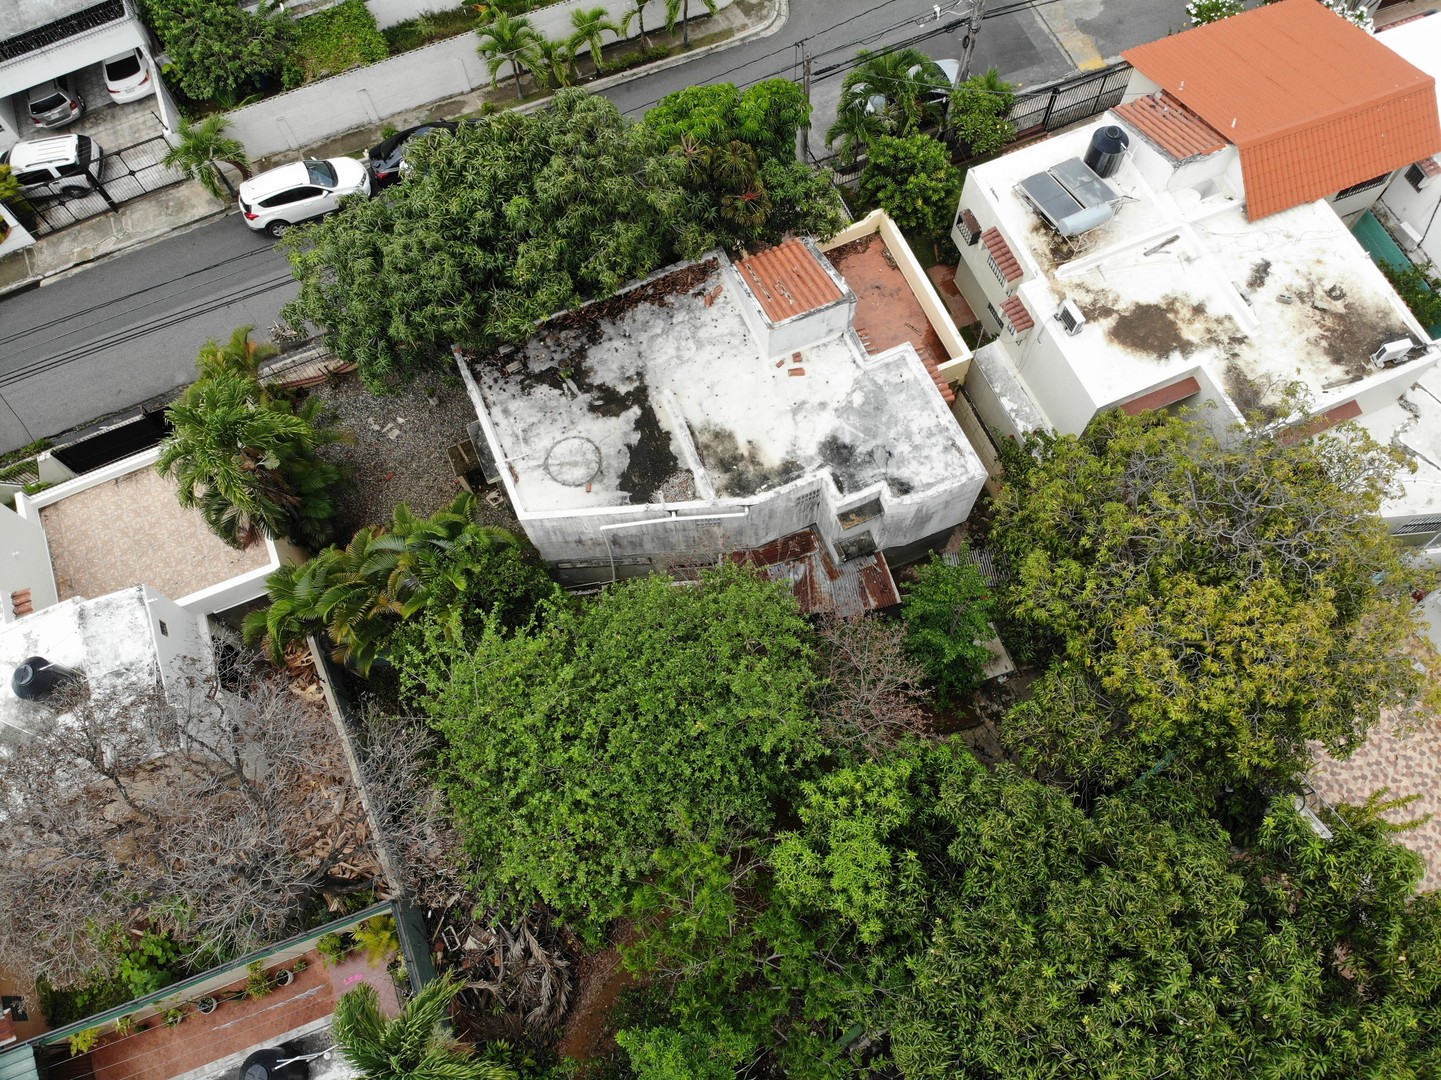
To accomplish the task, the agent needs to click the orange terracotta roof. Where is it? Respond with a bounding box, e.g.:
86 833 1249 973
1122 0 1441 220
1001 295 1034 333
981 227 1023 282
735 239 844 324
1118 376 1201 415
1113 92 1227 160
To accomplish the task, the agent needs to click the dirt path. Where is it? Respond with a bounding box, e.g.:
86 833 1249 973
554 926 641 1062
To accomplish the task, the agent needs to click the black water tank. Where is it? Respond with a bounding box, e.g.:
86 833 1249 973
1084 125 1129 179
11 657 79 701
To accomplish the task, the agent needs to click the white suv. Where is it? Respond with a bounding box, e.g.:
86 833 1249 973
0 134 104 195
238 158 370 238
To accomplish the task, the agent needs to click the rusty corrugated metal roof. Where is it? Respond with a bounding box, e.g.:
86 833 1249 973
1113 92 1227 160
1122 0 1441 220
729 528 900 615
735 239 844 324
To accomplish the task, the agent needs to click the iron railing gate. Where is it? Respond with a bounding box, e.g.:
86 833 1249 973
1005 62 1132 139
23 133 186 237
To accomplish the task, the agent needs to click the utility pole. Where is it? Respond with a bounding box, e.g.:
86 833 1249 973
799 45 814 163
958 0 986 82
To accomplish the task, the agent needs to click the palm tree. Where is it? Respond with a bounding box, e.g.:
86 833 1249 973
244 494 521 674
531 36 578 89
196 325 278 384
568 6 619 71
157 367 344 550
619 0 653 49
162 115 252 199
476 13 542 100
332 973 514 1080
826 48 950 165
661 0 718 49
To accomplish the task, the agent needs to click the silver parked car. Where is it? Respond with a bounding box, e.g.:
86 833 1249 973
26 76 84 129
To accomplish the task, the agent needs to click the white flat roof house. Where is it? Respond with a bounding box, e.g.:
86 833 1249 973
0 0 174 149
949 0 1441 560
460 220 987 607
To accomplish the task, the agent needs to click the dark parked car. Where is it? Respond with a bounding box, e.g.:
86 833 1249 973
366 121 458 187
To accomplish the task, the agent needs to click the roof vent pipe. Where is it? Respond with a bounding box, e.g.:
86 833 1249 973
12 657 81 701
1084 125 1129 179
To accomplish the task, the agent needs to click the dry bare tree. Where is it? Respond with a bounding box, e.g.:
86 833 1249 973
0 664 378 985
813 615 929 754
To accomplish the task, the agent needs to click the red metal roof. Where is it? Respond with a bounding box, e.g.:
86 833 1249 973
1001 295 1034 333
981 227 1023 282
1113 92 1228 160
735 239 844 324
1122 0 1441 220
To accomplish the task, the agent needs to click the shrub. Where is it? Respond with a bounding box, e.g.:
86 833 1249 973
858 134 963 243
1382 261 1441 332
382 4 488 53
316 932 349 967
287 0 389 85
950 68 1016 158
901 551 996 706
163 1007 185 1027
67 1028 103 1056
112 1014 137 1038
245 960 273 1000
1187 0 1242 24
352 916 399 966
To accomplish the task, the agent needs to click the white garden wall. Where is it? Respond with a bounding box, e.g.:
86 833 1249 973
225 0 731 159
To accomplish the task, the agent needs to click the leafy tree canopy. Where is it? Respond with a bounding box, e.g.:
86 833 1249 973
858 134 963 242
406 565 824 928
901 550 996 706
771 742 1441 1079
282 89 711 391
991 410 1436 795
143 0 294 104
643 79 811 162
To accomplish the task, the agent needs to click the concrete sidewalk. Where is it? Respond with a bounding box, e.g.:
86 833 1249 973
0 0 781 299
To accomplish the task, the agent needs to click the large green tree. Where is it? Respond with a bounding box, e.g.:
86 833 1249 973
858 134 963 241
406 566 823 928
281 90 709 390
826 48 951 166
770 741 1441 1079
992 410 1435 797
142 0 294 105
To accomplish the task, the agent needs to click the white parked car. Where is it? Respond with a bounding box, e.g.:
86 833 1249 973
237 158 370 238
102 49 154 103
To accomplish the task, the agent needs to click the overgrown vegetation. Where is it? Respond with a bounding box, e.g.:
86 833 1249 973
1383 260 1441 334
282 85 841 391
287 0 389 84
142 0 295 106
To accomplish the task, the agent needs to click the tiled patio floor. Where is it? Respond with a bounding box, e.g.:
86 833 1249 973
87 950 399 1080
39 467 270 602
827 233 956 403
1308 707 1441 892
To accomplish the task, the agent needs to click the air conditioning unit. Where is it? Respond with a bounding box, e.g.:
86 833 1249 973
1398 221 1424 250
1056 299 1086 335
1370 338 1414 368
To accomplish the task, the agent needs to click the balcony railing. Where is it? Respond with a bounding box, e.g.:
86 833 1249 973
0 0 126 65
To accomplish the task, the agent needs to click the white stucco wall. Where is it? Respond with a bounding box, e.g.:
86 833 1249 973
0 202 35 257
1379 168 1441 269
0 504 57 622
227 0 731 158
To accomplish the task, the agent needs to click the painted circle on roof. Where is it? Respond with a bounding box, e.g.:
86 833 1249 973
544 435 603 487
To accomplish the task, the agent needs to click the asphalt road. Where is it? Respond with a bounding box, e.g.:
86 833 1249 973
0 219 294 453
0 0 1192 456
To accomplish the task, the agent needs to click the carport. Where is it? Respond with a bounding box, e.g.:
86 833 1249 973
0 0 179 150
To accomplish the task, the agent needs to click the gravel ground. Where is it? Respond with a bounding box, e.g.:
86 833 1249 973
308 373 521 540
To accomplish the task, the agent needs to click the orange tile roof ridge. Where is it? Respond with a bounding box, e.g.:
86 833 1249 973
735 239 844 324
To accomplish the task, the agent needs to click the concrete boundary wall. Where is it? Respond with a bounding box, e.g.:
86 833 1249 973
227 0 732 159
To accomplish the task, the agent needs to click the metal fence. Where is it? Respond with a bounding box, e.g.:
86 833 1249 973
24 134 185 237
1005 62 1132 139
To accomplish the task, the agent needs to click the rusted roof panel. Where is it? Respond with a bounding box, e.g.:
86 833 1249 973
981 227 1023 282
735 239 844 324
1113 93 1228 160
729 528 900 615
1118 375 1201 415
1122 0 1441 220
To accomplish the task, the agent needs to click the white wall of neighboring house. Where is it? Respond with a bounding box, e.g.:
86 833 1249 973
0 201 35 257
0 504 57 623
228 0 731 159
1379 165 1441 268
140 583 210 687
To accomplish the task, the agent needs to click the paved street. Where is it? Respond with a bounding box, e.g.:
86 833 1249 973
0 0 1192 456
0 219 293 453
